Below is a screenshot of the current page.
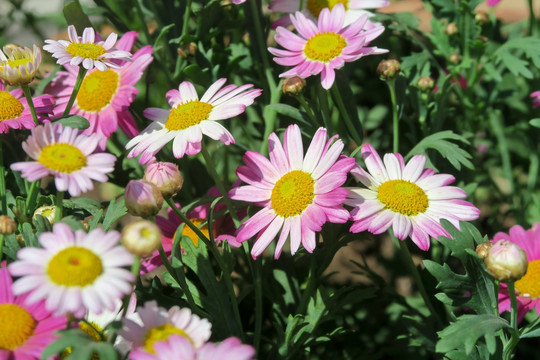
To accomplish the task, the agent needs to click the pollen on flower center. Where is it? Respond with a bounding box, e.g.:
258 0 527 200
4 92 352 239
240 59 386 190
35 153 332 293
304 32 347 63
77 70 119 112
377 179 429 216
0 90 24 120
66 43 106 60
164 100 213 131
0 304 36 350
180 218 209 246
306 0 349 17
79 321 103 342
5 58 31 69
515 259 540 298
144 324 191 354
47 246 103 287
271 170 315 217
38 143 87 173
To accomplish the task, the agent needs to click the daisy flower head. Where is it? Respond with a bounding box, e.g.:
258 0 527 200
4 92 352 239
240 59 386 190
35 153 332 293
0 44 42 85
10 121 116 197
268 4 388 90
8 223 135 318
43 25 132 71
46 31 153 140
345 144 481 251
229 124 356 259
492 223 540 322
120 300 212 356
126 78 262 164
0 81 54 133
0 265 67 359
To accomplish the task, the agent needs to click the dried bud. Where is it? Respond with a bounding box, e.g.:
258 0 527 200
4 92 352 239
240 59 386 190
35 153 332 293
477 35 488 43
282 76 306 95
475 242 493 260
144 162 184 198
177 42 197 58
0 215 16 235
449 53 461 64
485 240 528 282
122 220 162 257
377 59 401 80
475 11 490 25
445 23 458 36
125 180 164 218
33 205 57 225
417 76 435 92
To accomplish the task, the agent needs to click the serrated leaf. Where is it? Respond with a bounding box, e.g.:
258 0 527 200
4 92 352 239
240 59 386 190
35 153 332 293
102 199 127 231
55 115 90 130
21 222 39 248
406 130 473 170
424 260 468 289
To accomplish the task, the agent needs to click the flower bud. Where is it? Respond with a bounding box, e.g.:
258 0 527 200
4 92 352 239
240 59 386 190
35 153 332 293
417 76 435 92
33 205 57 225
377 59 401 80
475 242 492 260
0 215 16 235
475 11 489 25
485 240 528 282
144 162 184 198
125 180 164 218
177 42 197 58
122 220 162 257
449 53 461 64
445 23 458 36
282 76 306 96
0 44 42 86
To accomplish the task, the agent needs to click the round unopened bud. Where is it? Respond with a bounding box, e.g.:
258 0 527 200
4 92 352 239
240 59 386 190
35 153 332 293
33 205 57 225
485 240 528 282
449 53 461 64
475 11 489 25
476 242 493 260
125 180 164 218
445 23 458 36
377 59 401 80
0 215 16 235
282 76 306 96
417 76 435 92
122 220 162 257
144 162 184 198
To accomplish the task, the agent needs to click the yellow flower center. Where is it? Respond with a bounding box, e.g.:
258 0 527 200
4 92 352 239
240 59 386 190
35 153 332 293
304 32 347 63
0 304 36 350
377 180 429 216
0 90 24 120
271 170 315 217
62 322 103 359
76 70 119 112
143 324 191 354
38 143 87 173
164 100 213 131
515 259 540 298
5 58 32 69
179 218 211 247
47 246 103 287
66 43 106 60
306 0 349 18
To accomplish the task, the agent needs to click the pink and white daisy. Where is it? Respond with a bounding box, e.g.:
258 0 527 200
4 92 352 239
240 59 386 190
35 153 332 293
345 144 481 251
119 300 211 356
229 124 356 259
268 4 388 90
46 31 153 141
531 91 540 108
129 335 255 360
492 223 540 322
126 79 262 164
43 25 132 71
269 0 389 29
8 223 135 318
0 265 67 359
0 44 42 85
10 122 116 197
0 81 54 133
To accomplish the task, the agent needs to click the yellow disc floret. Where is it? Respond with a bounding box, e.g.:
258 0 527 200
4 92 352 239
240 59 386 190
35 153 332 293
47 246 103 287
181 218 210 246
0 90 24 120
306 0 349 18
38 143 87 173
515 259 540 298
165 100 213 131
271 170 315 217
66 43 106 60
377 179 429 216
77 70 119 112
0 304 36 350
304 32 347 63
144 324 191 354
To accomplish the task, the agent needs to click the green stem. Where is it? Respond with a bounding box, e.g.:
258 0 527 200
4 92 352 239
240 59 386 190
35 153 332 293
0 138 6 215
296 94 319 128
528 0 537 36
62 67 87 117
253 256 263 352
297 255 318 314
55 191 64 223
21 85 39 126
0 234 5 261
181 0 193 38
386 79 399 153
134 0 151 45
508 282 518 331
331 84 362 146
25 181 40 217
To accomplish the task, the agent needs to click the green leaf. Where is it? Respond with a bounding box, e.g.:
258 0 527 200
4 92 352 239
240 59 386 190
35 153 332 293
495 37 540 79
63 1 93 32
406 130 473 170
102 199 127 231
55 115 90 130
265 104 312 127
21 222 39 248
529 118 540 128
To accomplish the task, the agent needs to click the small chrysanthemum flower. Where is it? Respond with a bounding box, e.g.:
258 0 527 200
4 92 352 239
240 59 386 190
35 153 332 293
10 122 116 197
229 124 356 259
8 223 135 318
43 25 132 71
0 44 42 85
268 4 388 90
531 91 540 108
119 300 211 355
47 31 153 140
126 78 262 164
0 81 54 133
492 223 540 322
345 144 481 250
0 265 67 359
